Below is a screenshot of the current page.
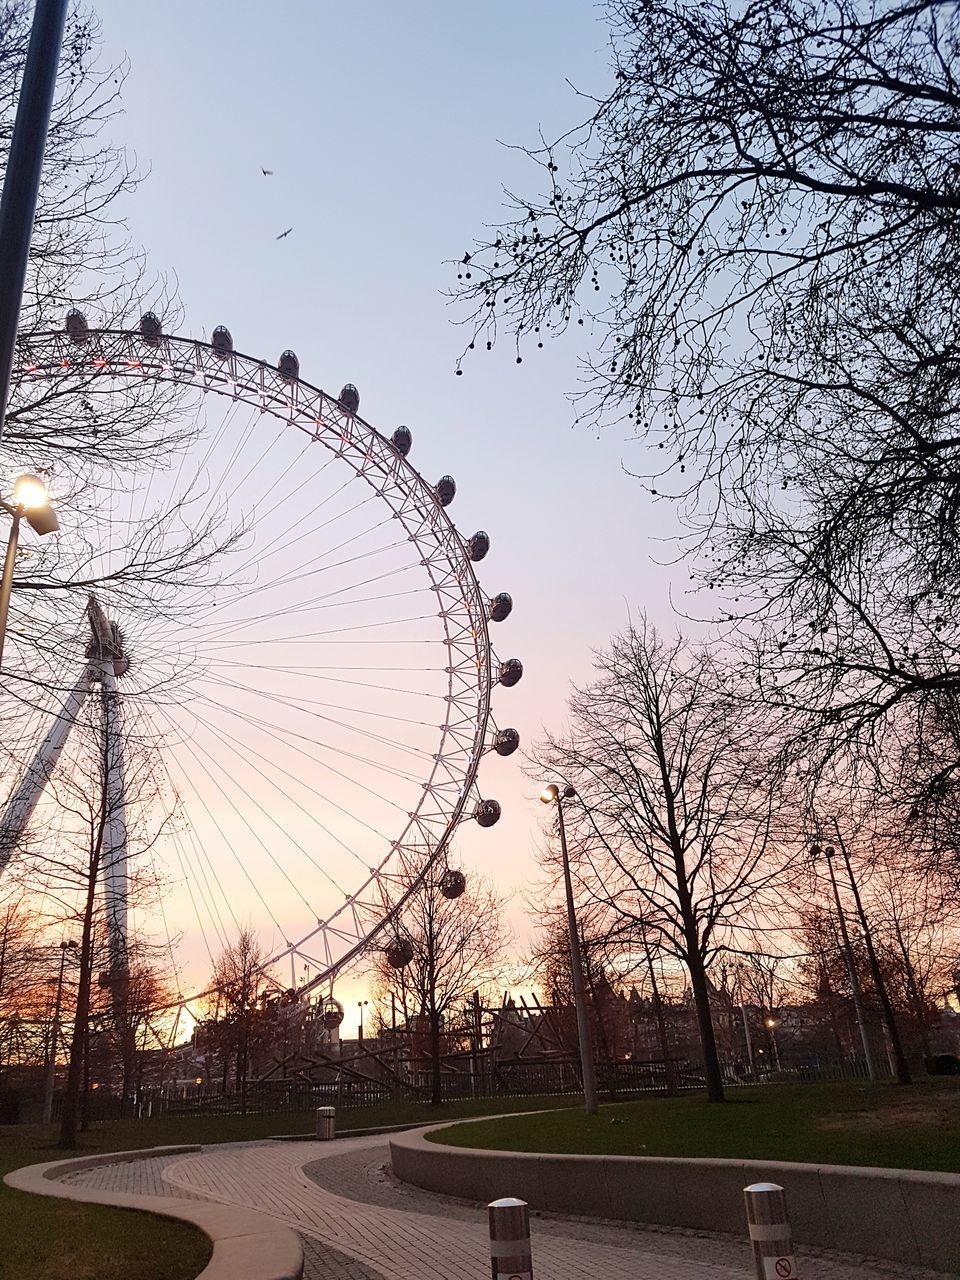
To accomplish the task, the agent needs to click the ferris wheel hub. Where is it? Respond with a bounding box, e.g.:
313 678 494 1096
85 593 129 677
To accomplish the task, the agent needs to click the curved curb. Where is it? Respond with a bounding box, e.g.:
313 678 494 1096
5 1145 303 1280
390 1123 960 1273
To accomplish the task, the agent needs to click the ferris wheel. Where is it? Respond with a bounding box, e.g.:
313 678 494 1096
0 313 521 1004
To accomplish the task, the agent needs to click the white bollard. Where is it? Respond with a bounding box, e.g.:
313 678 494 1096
488 1196 532 1280
315 1105 336 1140
744 1182 798 1280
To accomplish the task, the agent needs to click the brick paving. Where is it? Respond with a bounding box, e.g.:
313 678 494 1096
60 1135 952 1280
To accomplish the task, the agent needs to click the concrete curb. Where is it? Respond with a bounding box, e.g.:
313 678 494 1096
4 1145 303 1280
390 1124 960 1273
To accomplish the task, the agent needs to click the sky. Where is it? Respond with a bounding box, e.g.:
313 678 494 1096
87 0 686 1033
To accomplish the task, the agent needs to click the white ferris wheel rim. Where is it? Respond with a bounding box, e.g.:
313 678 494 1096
11 325 516 1004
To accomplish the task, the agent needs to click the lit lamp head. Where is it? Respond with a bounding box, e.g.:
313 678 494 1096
540 783 577 805
13 474 58 536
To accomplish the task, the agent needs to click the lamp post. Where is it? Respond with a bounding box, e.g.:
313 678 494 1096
41 937 77 1125
812 843 877 1081
829 827 911 1085
0 473 58 669
357 999 368 1045
0 0 69 447
540 782 598 1116
764 1016 782 1072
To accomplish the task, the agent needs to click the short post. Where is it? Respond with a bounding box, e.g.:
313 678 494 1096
315 1105 336 1140
488 1196 532 1280
744 1182 797 1280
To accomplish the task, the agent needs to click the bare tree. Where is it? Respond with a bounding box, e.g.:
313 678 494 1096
535 618 792 1101
0 664 173 1144
370 867 511 1105
207 928 273 1116
0 895 49 1078
454 0 960 782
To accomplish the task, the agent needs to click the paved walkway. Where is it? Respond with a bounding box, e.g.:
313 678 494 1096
61 1136 950 1280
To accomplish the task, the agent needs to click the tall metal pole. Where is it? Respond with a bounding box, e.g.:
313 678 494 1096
555 790 599 1115
832 832 912 1085
823 848 877 1081
0 0 70 446
0 508 22 669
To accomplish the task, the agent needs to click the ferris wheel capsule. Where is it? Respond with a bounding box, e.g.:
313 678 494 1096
278 349 300 382
391 425 412 456
498 658 523 687
475 798 502 827
489 592 513 623
440 868 466 899
321 996 344 1029
386 937 415 969
139 312 163 346
212 326 234 359
493 727 520 756
65 309 89 345
436 475 456 507
467 531 490 562
339 383 360 413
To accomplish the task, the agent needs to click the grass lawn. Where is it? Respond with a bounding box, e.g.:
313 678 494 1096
0 1132 211 1280
0 1093 576 1280
429 1080 960 1173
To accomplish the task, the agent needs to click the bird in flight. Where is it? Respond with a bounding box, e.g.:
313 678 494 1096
261 167 273 176
276 227 293 240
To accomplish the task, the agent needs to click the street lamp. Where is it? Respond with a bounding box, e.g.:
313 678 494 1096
357 999 369 1045
41 937 77 1125
540 781 599 1116
0 473 58 669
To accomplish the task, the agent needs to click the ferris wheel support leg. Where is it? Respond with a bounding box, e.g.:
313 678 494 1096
99 661 128 974
0 667 93 876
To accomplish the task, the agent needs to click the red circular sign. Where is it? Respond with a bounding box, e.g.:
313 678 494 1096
775 1258 793 1278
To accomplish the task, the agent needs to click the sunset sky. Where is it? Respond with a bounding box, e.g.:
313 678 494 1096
88 1 688 1033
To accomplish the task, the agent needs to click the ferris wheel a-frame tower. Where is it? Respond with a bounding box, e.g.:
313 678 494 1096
0 594 129 974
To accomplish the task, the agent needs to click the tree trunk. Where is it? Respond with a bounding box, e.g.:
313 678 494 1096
890 913 931 1062
429 1007 442 1106
683 925 725 1102
59 869 98 1148
654 718 725 1102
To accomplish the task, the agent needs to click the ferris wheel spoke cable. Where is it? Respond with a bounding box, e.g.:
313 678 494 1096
176 583 433 645
202 659 450 699
149 706 291 938
126 699 233 959
170 566 430 649
187 401 270 533
194 691 435 788
160 713 339 919
197 670 440 732
184 706 405 859
172 468 365 617
251 527 403 597
223 469 355 580
197 673 439 761
197 718 373 870
191 690 426 797
185 717 361 896
200 611 439 650
155 532 411 641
